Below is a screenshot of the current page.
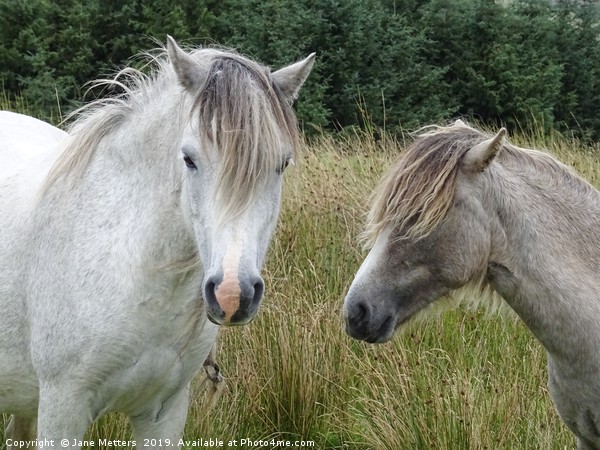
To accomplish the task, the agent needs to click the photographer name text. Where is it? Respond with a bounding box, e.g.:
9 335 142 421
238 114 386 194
6 438 315 448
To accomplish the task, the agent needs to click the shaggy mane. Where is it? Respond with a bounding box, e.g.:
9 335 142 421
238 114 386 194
363 123 485 246
363 121 585 247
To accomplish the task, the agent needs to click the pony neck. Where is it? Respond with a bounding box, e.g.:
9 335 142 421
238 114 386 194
484 148 600 367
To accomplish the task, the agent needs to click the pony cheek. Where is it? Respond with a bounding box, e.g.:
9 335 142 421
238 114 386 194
252 196 282 266
445 240 489 287
180 187 206 235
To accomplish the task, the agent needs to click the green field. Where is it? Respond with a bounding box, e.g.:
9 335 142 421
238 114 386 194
3 114 599 449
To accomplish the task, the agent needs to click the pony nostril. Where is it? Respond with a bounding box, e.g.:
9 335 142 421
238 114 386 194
203 277 224 314
252 279 264 304
355 301 369 321
203 278 225 324
204 280 217 302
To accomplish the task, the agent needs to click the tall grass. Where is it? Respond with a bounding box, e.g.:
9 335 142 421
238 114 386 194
3 119 597 449
0 90 63 124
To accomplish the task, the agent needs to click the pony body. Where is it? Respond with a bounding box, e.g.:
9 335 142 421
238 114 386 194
344 121 600 449
0 37 314 448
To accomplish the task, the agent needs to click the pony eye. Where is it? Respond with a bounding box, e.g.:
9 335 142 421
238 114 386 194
183 154 197 170
277 158 292 174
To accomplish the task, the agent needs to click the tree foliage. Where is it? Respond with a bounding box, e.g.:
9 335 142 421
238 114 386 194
0 0 599 138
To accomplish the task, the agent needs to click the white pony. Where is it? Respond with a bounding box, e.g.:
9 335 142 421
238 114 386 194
0 37 314 448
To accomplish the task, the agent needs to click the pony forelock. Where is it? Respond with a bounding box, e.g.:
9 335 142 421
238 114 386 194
193 54 299 223
362 122 488 248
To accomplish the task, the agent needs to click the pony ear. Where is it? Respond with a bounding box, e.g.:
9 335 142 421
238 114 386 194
454 119 467 127
462 128 507 172
271 53 316 101
166 35 207 91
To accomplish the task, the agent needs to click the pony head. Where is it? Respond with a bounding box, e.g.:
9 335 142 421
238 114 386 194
343 121 506 342
168 37 315 325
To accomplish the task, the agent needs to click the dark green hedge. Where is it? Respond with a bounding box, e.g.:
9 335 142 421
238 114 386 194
1 0 599 138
